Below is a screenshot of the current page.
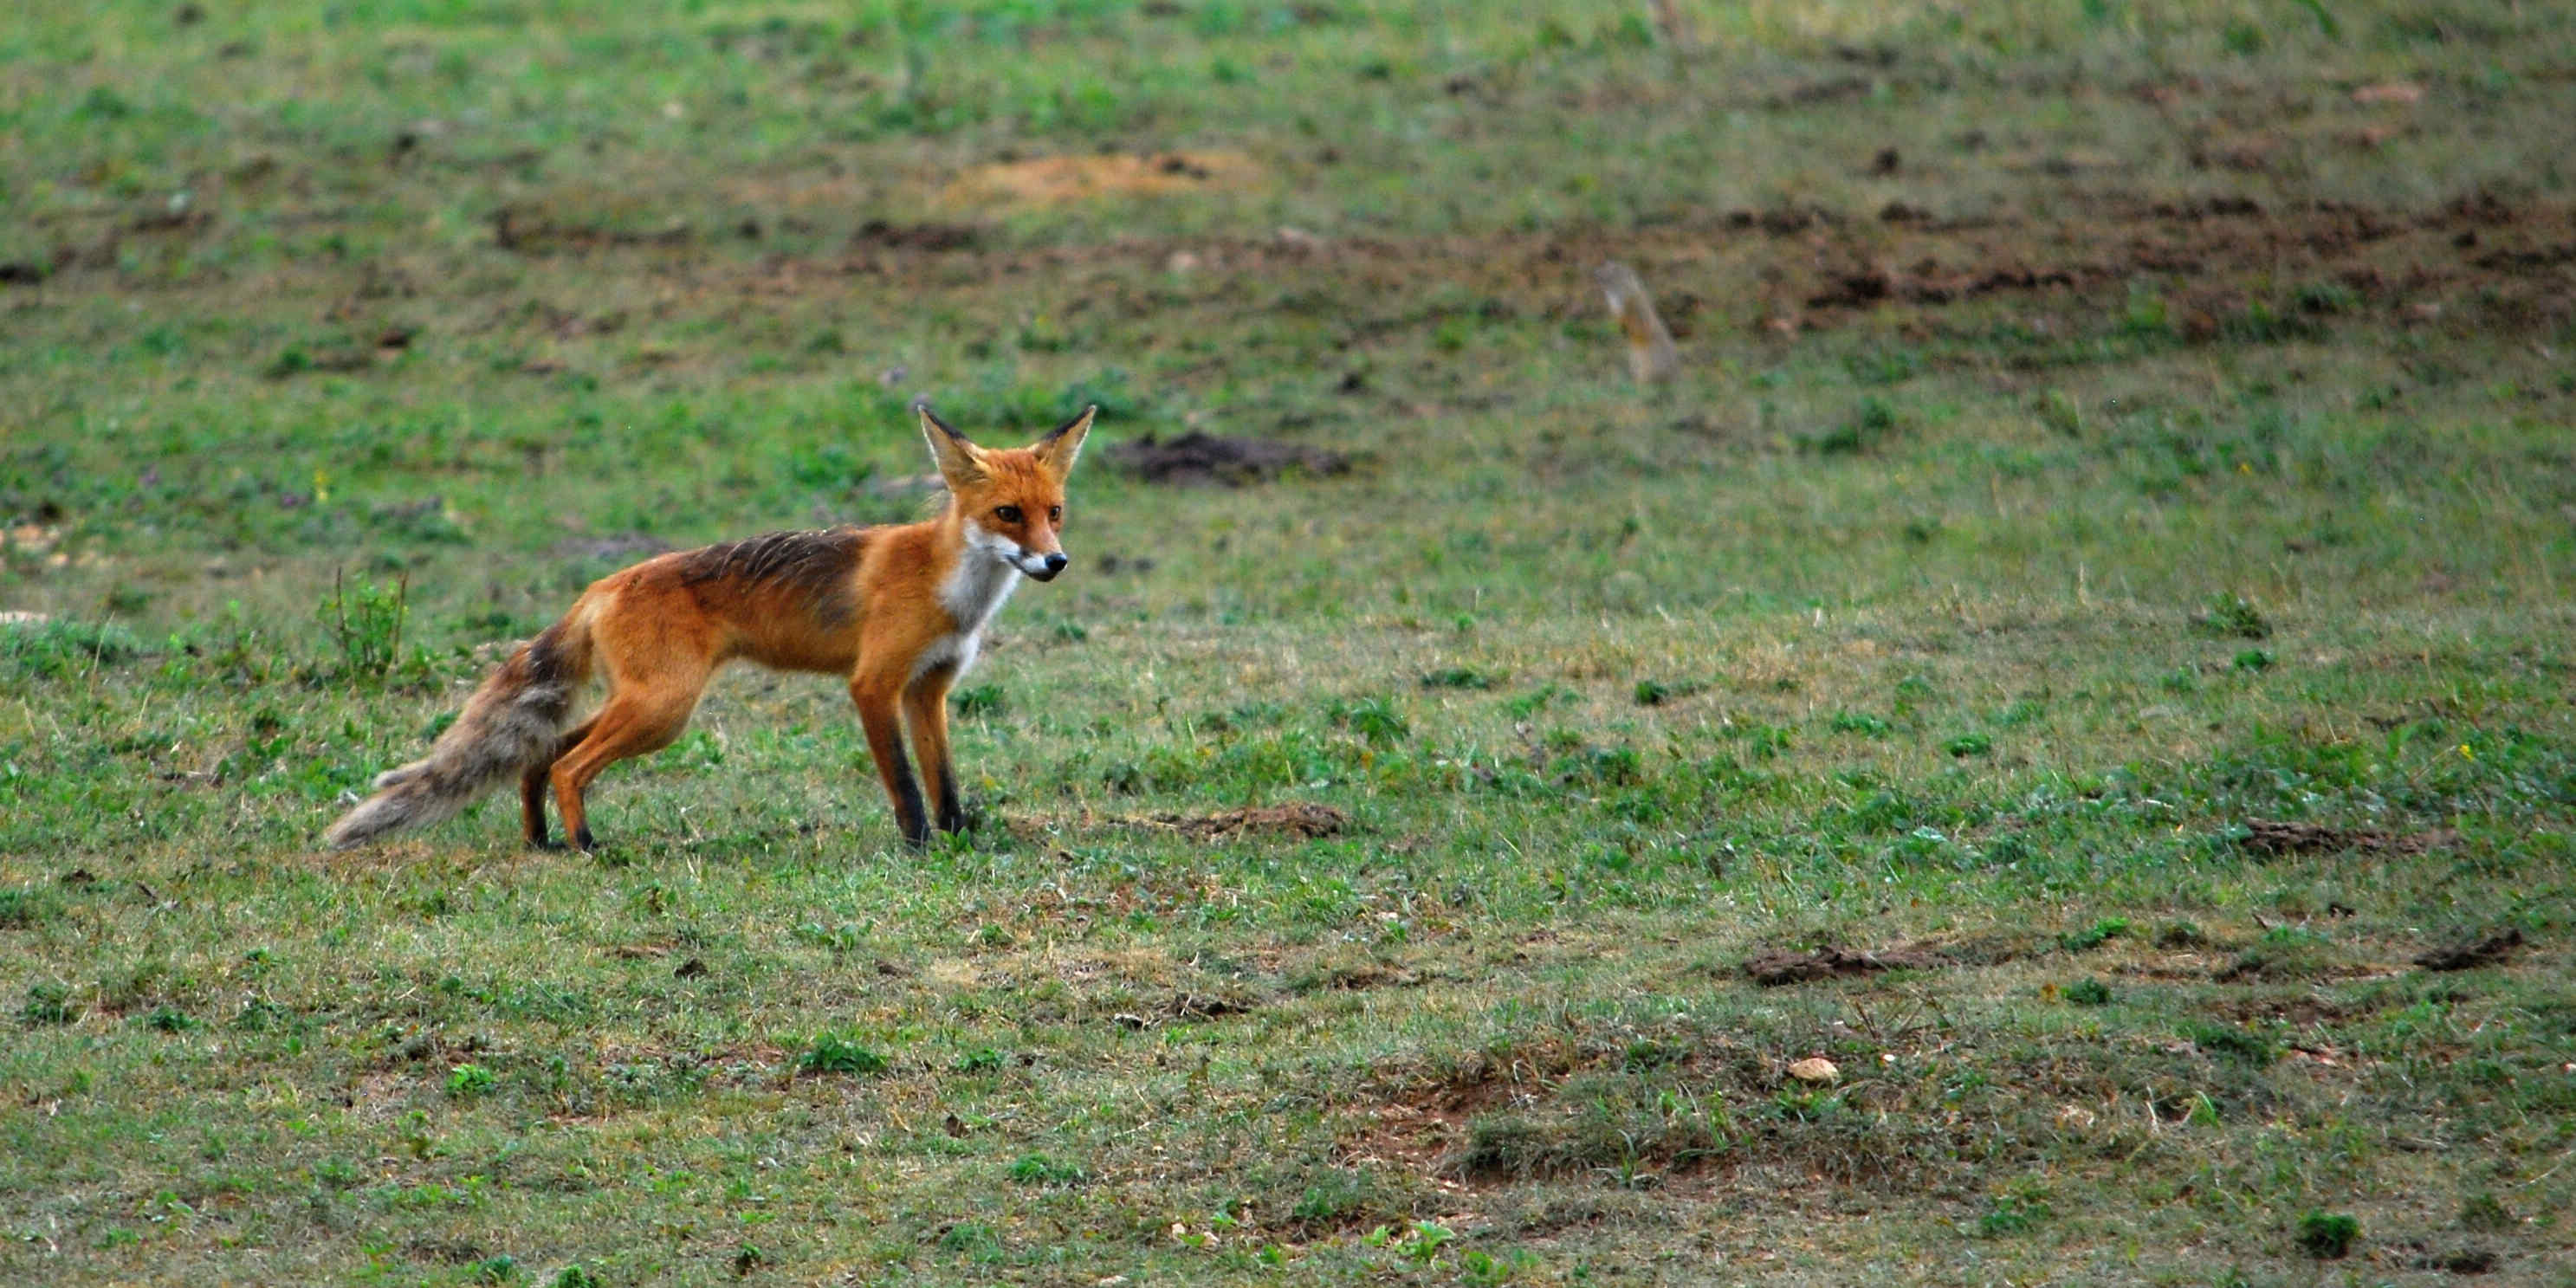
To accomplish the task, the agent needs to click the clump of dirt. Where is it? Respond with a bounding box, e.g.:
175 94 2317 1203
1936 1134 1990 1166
2414 928 2524 973
1159 803 1349 841
850 219 981 252
2236 819 2455 858
1110 432 1353 486
943 151 1260 205
491 206 693 254
1743 942 1950 986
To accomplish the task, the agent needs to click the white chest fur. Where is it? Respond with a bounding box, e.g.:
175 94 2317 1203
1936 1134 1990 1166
916 537 1021 680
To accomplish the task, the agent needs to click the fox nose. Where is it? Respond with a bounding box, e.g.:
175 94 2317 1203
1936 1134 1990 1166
1041 553 1069 576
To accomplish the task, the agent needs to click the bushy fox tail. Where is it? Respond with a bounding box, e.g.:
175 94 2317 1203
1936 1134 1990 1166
322 605 597 850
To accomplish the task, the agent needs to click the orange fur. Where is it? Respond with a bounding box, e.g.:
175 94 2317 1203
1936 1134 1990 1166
326 405 1094 852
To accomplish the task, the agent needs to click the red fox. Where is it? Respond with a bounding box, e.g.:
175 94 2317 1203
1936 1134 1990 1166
323 405 1094 852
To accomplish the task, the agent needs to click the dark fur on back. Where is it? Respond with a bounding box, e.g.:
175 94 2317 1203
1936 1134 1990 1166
321 618 593 849
677 527 868 626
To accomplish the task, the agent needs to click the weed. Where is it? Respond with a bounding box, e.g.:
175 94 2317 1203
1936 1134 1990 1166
1977 1183 2054 1237
1803 397 1904 456
1421 666 1499 689
315 570 410 681
2184 1021 2279 1065
2294 1211 2359 1259
2457 1192 2515 1232
951 1047 1007 1074
2058 918 2132 952
141 1006 198 1032
952 683 1006 717
2194 593 2270 639
1633 678 1705 706
2065 978 2113 1006
798 1036 887 1077
1828 712 1893 737
446 1064 496 1097
1944 733 1994 758
19 982 80 1027
1326 696 1410 744
0 887 58 929
1005 1153 1089 1186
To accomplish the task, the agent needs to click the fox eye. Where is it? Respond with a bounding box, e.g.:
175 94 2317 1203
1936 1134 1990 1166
994 505 1023 524
1048 505 1063 523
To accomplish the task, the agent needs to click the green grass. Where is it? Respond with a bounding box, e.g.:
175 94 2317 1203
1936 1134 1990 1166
5 0 2576 1284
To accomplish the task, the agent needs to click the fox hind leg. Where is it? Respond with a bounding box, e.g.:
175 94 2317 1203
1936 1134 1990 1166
547 687 698 853
520 716 599 850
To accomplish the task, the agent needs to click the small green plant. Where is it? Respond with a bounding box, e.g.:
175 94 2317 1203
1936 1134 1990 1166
2058 917 2131 952
317 569 410 679
1004 1153 1089 1186
1632 678 1705 706
1420 666 1498 689
1977 1184 2054 1237
2065 977 2113 1006
469 1254 520 1284
1390 1221 1456 1265
2457 1192 2515 1232
1803 396 1903 455
2184 1020 2278 1065
1327 696 1410 743
951 1047 1006 1073
548 1265 604 1288
951 683 1005 716
2154 921 2204 948
19 981 80 1027
1828 711 1892 736
2194 593 2269 639
2233 648 2275 671
141 1006 198 1032
1944 733 1994 757
0 887 58 929
798 1035 887 1076
2294 1210 2359 1259
2035 389 2084 436
445 1064 495 1097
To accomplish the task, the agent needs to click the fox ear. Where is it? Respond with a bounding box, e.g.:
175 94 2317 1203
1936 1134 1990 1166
917 404 987 489
1032 405 1097 479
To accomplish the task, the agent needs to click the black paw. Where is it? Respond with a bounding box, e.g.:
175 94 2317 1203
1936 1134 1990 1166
573 826 598 853
527 834 565 852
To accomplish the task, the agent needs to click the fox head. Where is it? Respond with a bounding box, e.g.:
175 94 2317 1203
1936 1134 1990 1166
917 404 1096 583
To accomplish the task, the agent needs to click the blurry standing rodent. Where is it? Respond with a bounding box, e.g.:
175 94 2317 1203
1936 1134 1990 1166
1594 261 1680 384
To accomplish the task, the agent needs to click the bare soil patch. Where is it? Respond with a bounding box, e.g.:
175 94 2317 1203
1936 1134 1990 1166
2414 928 2525 973
1743 942 1950 986
1153 803 1349 841
1110 432 1354 486
2236 819 2456 858
942 151 1262 206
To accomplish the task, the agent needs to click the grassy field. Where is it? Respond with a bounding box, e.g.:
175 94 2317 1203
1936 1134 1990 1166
5 1 2576 1284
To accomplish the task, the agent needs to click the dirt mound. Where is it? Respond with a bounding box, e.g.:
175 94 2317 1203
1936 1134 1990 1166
1744 942 1949 986
944 152 1260 205
2414 928 2524 973
1110 432 1352 486
1160 803 1348 841
850 219 981 252
2236 819 2455 857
